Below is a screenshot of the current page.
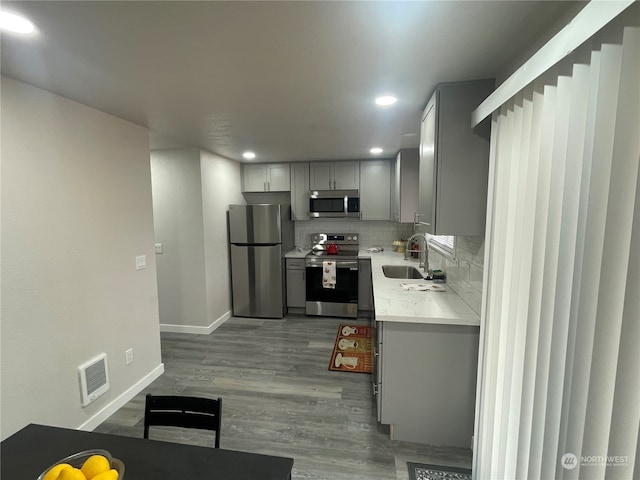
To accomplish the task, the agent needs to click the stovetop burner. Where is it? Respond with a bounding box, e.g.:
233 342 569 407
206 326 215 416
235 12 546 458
307 232 360 260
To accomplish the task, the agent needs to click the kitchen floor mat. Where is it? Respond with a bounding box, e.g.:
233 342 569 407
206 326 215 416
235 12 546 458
328 324 374 373
407 462 472 480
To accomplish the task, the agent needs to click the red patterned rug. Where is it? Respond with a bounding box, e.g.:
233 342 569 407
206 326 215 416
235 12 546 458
328 324 374 374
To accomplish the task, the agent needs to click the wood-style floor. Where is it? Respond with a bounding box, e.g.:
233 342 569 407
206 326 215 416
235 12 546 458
95 314 472 479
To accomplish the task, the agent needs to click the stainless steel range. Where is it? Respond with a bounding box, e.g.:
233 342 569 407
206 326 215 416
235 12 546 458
305 233 359 318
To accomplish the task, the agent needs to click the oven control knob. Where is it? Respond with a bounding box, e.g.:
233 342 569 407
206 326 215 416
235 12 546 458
352 235 358 241
346 236 352 241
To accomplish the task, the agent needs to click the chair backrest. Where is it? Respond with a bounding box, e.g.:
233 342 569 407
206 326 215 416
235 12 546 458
143 394 222 448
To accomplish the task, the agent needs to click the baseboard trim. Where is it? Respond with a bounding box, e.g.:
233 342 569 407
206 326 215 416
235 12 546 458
286 307 306 315
77 363 165 432
159 310 231 335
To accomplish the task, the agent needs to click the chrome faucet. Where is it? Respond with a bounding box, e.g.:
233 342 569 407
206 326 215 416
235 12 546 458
404 233 431 278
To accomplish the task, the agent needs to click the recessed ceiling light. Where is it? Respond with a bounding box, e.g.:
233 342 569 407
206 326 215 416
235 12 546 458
370 147 383 155
402 132 417 137
242 151 256 160
375 95 397 106
0 10 36 34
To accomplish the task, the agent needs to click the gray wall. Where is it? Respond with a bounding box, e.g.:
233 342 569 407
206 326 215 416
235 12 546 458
150 148 244 333
150 149 208 329
1 76 163 439
495 2 587 85
201 150 246 328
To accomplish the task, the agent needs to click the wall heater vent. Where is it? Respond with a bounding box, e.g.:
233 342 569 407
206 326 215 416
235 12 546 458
78 353 110 407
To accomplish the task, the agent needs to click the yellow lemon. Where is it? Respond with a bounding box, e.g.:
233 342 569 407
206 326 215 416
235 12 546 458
80 455 110 479
43 463 73 480
56 467 87 480
91 469 118 480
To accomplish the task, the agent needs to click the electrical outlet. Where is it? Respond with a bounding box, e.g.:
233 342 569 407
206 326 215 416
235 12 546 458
154 243 163 254
125 348 134 365
135 255 147 270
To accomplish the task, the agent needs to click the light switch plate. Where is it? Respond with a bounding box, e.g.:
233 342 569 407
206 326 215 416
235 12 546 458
125 348 134 365
135 255 147 270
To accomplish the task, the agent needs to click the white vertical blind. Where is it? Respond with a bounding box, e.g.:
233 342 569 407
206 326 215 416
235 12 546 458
474 6 639 479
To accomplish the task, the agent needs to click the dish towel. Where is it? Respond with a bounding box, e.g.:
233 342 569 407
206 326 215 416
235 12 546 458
400 283 446 292
323 261 336 289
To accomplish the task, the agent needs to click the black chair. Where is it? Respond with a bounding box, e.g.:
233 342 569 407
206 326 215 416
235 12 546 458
143 394 222 448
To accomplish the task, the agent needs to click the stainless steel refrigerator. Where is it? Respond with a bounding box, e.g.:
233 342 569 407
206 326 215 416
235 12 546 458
228 204 284 318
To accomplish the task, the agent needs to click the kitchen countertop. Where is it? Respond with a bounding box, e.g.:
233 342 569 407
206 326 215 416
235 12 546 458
284 248 310 259
359 250 480 326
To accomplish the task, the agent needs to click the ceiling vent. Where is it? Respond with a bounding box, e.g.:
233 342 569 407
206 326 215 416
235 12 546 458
78 353 110 407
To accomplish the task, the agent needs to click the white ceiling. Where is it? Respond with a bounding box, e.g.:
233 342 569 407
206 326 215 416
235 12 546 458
1 1 581 163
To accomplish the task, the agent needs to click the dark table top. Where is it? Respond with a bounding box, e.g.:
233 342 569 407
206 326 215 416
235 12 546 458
1 424 293 480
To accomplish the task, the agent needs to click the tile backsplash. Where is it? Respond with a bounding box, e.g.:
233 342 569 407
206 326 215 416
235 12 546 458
294 220 414 249
429 235 485 315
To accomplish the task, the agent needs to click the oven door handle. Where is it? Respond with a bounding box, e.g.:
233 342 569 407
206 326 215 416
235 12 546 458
306 261 359 269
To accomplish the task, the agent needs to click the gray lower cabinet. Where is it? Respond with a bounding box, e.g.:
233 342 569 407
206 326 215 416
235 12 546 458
374 322 383 422
375 320 480 448
285 258 306 308
358 259 373 311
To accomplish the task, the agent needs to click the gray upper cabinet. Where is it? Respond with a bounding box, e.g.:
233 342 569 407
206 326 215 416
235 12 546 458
309 161 359 190
418 80 494 235
290 162 310 220
242 163 291 192
360 160 391 220
392 149 419 223
309 162 333 190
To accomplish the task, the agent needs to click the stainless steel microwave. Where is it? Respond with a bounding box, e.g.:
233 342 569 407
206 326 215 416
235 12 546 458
309 190 360 218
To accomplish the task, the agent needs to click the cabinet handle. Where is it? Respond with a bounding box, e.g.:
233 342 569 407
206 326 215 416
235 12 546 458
333 180 336 190
329 180 332 189
268 182 270 191
414 211 431 227
302 270 305 281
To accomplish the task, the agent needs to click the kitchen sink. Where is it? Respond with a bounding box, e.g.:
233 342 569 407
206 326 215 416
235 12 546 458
382 265 425 279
